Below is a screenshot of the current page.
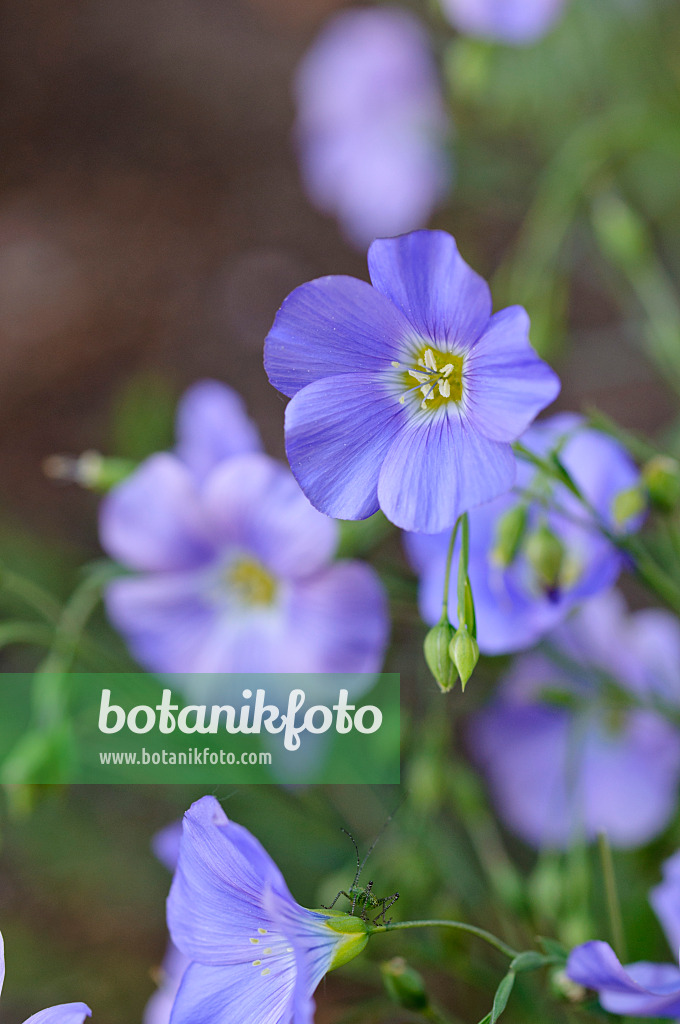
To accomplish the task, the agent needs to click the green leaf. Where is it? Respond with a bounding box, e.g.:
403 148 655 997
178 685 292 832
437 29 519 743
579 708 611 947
509 951 553 973
491 971 515 1024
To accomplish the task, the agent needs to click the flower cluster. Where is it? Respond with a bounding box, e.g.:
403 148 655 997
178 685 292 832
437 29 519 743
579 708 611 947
100 380 388 675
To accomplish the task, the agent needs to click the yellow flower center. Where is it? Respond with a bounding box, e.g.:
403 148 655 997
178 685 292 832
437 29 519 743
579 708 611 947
394 346 464 410
226 557 277 607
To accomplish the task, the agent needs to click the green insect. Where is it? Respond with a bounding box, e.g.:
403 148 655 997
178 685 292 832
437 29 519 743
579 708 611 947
322 826 400 926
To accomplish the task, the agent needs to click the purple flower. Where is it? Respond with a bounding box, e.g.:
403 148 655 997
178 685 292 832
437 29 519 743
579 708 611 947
440 0 566 44
469 589 680 849
406 414 642 653
100 381 388 673
294 7 451 248
0 931 90 1024
264 230 560 534
144 823 189 1024
166 796 370 1024
567 850 680 1016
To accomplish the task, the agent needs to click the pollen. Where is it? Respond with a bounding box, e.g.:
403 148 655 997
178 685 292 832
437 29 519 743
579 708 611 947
397 346 464 411
261 968 271 976
252 959 262 966
250 937 259 944
258 928 268 934
263 947 272 955
226 558 277 607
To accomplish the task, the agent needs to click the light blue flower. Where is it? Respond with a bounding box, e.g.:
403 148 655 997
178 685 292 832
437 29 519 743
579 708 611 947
0 931 90 1024
406 414 642 653
265 230 559 534
567 850 680 1016
440 0 566 44
294 7 451 248
166 797 370 1024
100 381 388 673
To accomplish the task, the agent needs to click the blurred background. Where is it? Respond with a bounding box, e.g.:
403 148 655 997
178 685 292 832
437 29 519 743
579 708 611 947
0 0 680 1020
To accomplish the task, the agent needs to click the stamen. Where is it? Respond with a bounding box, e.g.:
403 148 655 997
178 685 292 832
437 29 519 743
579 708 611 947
423 349 437 371
396 346 464 410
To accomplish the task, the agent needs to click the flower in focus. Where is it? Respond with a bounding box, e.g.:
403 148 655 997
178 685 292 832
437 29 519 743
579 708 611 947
0 931 91 1024
294 7 451 248
567 849 680 1016
265 230 560 534
406 414 643 653
100 380 388 673
167 796 370 1024
440 0 566 44
468 589 680 849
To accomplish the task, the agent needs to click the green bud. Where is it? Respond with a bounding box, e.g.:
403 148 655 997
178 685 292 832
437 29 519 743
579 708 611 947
491 504 528 567
381 957 429 1011
424 621 457 693
642 454 680 513
612 485 646 526
43 451 137 492
523 524 565 591
449 627 479 691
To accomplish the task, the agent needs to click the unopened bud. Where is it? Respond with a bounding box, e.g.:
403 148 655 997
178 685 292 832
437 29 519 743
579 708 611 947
524 523 565 592
381 957 429 1011
424 621 457 693
642 455 680 513
612 485 646 527
449 627 479 691
492 504 528 567
44 451 137 492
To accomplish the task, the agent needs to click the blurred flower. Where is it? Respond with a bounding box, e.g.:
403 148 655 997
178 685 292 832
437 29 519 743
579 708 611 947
265 229 559 534
567 849 680 1016
100 380 388 673
0 931 91 1024
167 796 370 1024
144 822 188 1024
468 589 680 849
440 0 566 44
294 7 451 248
406 414 642 653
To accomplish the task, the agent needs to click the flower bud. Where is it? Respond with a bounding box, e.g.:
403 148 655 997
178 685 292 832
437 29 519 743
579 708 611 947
424 621 457 693
612 485 646 527
491 504 528 567
523 523 565 592
449 627 479 691
43 451 137 492
642 454 680 513
381 957 429 1011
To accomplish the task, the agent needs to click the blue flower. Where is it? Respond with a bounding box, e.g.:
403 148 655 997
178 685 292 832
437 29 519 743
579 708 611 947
567 850 680 1016
166 796 370 1024
265 230 560 534
294 7 452 248
144 823 189 1024
100 380 388 673
0 931 90 1024
406 414 642 653
468 589 680 849
440 0 566 44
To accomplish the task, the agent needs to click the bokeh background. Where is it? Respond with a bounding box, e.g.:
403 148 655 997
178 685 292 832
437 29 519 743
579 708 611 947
1 0 680 1020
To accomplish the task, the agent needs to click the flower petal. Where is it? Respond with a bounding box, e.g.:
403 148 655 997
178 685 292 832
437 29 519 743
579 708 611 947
100 455 215 572
464 307 560 441
170 961 296 1024
367 231 491 347
284 374 405 520
168 796 295 965
282 561 389 672
23 1006 91 1024
264 276 412 398
377 409 515 533
202 454 338 579
567 941 680 1017
650 851 680 958
175 380 261 483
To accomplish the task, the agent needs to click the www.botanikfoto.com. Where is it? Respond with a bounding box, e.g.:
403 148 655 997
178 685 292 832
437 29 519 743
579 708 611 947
99 748 273 766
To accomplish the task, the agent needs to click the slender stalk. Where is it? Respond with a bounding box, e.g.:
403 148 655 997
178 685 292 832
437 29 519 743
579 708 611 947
598 833 627 963
0 568 62 623
441 519 461 620
369 919 520 960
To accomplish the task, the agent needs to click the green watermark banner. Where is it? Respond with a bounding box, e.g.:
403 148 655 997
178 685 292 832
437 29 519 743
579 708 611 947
0 673 400 784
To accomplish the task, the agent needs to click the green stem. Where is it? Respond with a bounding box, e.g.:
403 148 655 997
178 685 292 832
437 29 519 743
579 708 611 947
441 519 461 620
0 568 62 624
598 833 627 964
369 919 519 960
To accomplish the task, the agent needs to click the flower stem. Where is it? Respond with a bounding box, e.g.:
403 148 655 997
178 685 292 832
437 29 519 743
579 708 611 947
369 919 520 959
440 519 461 620
597 832 627 964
